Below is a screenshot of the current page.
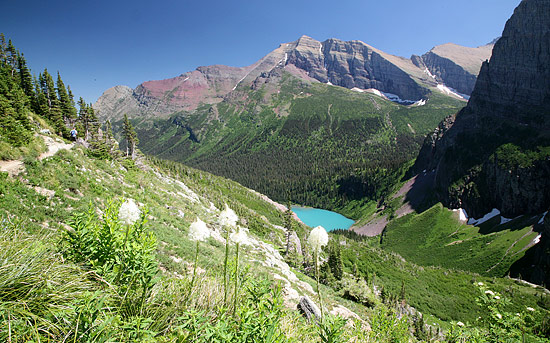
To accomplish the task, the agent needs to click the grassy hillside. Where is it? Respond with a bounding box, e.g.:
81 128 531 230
381 203 542 277
132 73 465 216
2 142 549 341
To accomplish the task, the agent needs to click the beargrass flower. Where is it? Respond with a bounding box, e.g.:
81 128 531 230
189 218 210 242
230 226 249 245
189 218 209 290
478 282 484 286
219 204 238 305
231 225 249 313
494 295 500 300
308 226 328 253
485 290 494 296
308 225 329 321
527 307 535 312
496 313 502 319
220 204 238 228
457 321 465 327
119 198 141 225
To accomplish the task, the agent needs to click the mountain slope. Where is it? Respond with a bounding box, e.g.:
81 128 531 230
414 0 550 285
94 36 480 213
95 36 490 121
413 43 494 96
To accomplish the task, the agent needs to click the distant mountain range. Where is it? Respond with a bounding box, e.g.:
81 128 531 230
94 36 485 211
94 37 493 121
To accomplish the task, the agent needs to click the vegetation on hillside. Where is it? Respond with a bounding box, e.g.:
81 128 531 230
133 75 465 218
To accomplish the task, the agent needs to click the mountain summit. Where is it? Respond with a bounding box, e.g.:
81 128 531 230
94 37 492 120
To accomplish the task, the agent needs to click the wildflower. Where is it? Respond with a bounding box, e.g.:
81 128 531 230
457 321 465 327
118 198 141 225
496 313 502 319
308 226 329 253
219 203 238 304
527 307 535 312
220 204 238 228
516 313 521 316
308 225 329 320
494 295 500 300
230 225 249 313
477 282 484 286
230 226 250 245
485 290 494 296
188 218 210 242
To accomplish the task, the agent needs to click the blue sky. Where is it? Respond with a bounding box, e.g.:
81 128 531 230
2 0 520 103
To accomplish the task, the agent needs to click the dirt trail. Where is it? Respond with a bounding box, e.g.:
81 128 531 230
0 135 74 177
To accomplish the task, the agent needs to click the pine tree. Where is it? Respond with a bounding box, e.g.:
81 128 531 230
6 39 17 76
18 54 34 98
284 201 293 256
56 72 77 124
122 114 139 159
328 241 344 281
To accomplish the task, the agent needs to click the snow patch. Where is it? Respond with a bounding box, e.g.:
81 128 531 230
326 81 333 86
538 211 548 225
424 68 436 80
414 99 427 106
318 43 322 56
534 234 542 245
183 77 189 82
351 87 365 93
437 84 470 100
232 70 253 91
381 91 417 105
453 208 468 222
467 208 500 226
367 88 384 97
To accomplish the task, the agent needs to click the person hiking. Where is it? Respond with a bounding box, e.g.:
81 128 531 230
70 128 77 141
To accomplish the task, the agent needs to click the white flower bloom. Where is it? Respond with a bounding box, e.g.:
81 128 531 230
230 226 249 245
477 282 484 286
527 307 535 312
496 313 502 319
308 226 329 253
456 321 465 327
118 198 141 225
485 290 494 296
219 204 238 228
516 313 521 316
189 218 211 242
494 295 500 300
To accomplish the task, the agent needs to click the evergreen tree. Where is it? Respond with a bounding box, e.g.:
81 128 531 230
284 201 293 256
6 39 17 76
122 114 139 159
56 72 77 123
17 54 34 98
328 241 344 281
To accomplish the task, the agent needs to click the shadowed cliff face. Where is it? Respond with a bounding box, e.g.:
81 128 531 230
416 0 550 219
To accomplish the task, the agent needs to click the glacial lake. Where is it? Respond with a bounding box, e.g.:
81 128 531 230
291 206 355 231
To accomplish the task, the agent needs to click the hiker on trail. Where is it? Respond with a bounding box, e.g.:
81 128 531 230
70 128 77 141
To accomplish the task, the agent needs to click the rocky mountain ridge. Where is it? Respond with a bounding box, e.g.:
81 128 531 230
412 0 550 287
94 36 492 120
416 0 550 220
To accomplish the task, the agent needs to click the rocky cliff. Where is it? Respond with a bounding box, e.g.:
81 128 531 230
416 0 550 219
413 43 493 96
94 36 488 120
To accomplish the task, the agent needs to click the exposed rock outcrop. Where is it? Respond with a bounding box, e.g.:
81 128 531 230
413 43 493 96
94 35 485 120
298 295 321 322
416 0 550 218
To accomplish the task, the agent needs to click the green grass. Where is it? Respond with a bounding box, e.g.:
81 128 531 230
381 203 539 277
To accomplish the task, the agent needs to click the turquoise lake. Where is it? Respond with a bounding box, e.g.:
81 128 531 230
291 206 355 231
